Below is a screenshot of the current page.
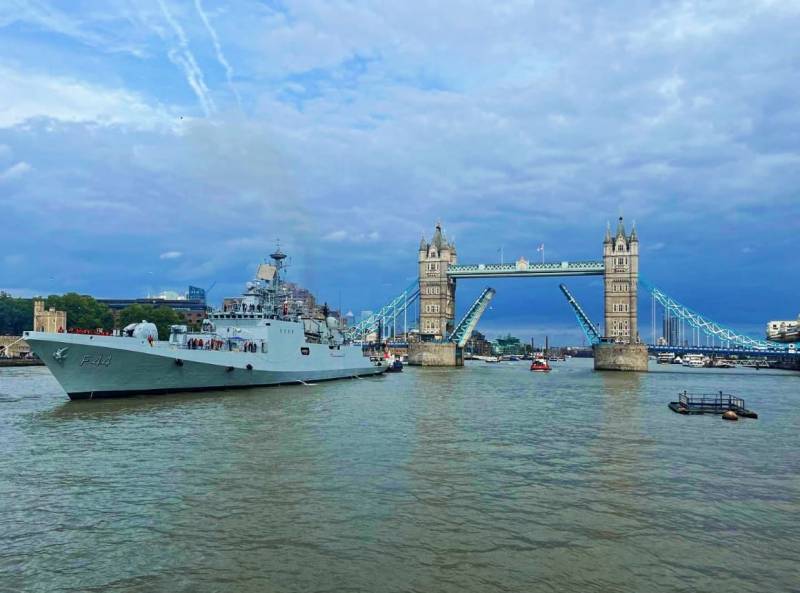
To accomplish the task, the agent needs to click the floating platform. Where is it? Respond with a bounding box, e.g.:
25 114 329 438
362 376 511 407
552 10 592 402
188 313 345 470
668 391 758 418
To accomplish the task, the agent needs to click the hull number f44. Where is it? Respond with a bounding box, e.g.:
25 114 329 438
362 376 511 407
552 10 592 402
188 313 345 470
80 354 112 368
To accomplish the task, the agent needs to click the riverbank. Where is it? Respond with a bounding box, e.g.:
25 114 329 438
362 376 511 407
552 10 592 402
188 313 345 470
0 358 43 367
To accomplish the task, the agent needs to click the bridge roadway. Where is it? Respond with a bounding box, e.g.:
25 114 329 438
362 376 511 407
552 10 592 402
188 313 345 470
648 344 798 359
447 261 605 279
365 343 799 359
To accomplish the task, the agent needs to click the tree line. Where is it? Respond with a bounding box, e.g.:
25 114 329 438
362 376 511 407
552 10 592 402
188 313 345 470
0 292 187 339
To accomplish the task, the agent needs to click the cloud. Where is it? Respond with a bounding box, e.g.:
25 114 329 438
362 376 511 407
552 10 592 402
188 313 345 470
0 161 31 181
0 65 171 129
322 230 381 243
0 0 798 330
159 250 183 259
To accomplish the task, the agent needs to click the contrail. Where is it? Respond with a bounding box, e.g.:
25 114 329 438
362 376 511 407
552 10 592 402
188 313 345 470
157 0 216 116
194 0 242 110
167 49 215 117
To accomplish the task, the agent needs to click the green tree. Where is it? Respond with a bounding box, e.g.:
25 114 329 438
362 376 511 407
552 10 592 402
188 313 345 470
117 304 184 340
0 293 33 335
44 293 114 331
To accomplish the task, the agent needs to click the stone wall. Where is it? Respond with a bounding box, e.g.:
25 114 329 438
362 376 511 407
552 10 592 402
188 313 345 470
408 342 462 366
33 301 66 333
593 342 649 372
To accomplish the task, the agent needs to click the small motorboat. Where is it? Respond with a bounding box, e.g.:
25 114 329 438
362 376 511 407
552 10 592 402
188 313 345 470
384 355 403 372
530 355 551 372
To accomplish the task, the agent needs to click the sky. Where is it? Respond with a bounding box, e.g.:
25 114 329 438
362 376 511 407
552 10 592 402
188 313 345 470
0 0 798 343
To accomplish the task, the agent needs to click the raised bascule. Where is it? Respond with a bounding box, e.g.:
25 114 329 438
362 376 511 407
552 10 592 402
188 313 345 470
348 217 799 371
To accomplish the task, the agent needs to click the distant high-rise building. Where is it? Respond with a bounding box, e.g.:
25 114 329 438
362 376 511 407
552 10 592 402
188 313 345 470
493 333 525 355
187 286 206 303
662 316 679 346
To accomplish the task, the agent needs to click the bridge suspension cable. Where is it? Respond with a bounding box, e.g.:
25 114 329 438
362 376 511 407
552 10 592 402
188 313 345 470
346 279 420 341
639 278 795 351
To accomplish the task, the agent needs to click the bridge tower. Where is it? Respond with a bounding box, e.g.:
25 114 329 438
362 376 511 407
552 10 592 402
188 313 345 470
603 216 639 343
595 216 648 371
418 222 457 341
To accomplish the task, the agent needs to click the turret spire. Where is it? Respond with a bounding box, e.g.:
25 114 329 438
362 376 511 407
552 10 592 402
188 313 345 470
604 221 612 243
432 221 444 250
616 216 626 238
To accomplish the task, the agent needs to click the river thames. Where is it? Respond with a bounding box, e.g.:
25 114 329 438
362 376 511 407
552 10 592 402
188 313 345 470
1 359 798 593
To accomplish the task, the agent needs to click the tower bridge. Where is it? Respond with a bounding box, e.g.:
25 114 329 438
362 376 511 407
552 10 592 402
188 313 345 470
349 217 798 370
407 217 644 368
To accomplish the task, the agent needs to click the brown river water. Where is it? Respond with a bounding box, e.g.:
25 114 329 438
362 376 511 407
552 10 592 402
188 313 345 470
1 359 798 592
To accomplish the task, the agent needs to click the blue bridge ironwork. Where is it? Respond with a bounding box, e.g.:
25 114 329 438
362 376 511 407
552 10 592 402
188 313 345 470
347 279 419 341
639 278 798 354
447 261 604 279
448 287 496 347
559 283 601 346
353 257 797 363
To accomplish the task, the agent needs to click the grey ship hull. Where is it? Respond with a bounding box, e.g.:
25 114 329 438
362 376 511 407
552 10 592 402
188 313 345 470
25 332 386 400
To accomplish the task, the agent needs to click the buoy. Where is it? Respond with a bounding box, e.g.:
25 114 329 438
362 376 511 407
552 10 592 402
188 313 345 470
722 410 738 421
175 359 183 366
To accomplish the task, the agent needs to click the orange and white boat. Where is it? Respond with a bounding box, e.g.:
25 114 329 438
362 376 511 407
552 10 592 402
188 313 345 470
530 354 551 372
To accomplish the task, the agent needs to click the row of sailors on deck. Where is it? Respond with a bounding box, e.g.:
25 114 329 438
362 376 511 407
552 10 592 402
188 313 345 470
187 338 225 350
186 338 260 353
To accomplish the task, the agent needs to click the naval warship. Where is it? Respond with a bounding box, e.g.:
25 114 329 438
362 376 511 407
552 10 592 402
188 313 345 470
25 248 387 399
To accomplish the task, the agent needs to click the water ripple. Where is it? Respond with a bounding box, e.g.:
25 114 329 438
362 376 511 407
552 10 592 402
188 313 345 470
1 362 798 592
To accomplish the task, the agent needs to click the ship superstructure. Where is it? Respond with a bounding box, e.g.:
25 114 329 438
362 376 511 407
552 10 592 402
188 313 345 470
25 248 386 399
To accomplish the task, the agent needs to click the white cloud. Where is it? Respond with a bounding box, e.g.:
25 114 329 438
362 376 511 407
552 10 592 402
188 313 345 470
159 250 183 259
0 65 172 129
0 161 31 181
322 230 348 242
322 229 380 243
0 0 798 324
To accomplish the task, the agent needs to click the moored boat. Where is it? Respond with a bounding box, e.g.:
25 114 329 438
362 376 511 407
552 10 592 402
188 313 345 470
682 354 708 368
656 352 675 364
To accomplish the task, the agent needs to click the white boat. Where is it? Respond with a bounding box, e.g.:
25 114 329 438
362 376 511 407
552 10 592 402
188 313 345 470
656 352 675 364
25 248 387 399
682 354 707 368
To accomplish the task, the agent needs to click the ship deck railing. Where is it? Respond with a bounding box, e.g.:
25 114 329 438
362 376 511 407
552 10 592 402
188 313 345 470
171 335 266 354
668 390 758 418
